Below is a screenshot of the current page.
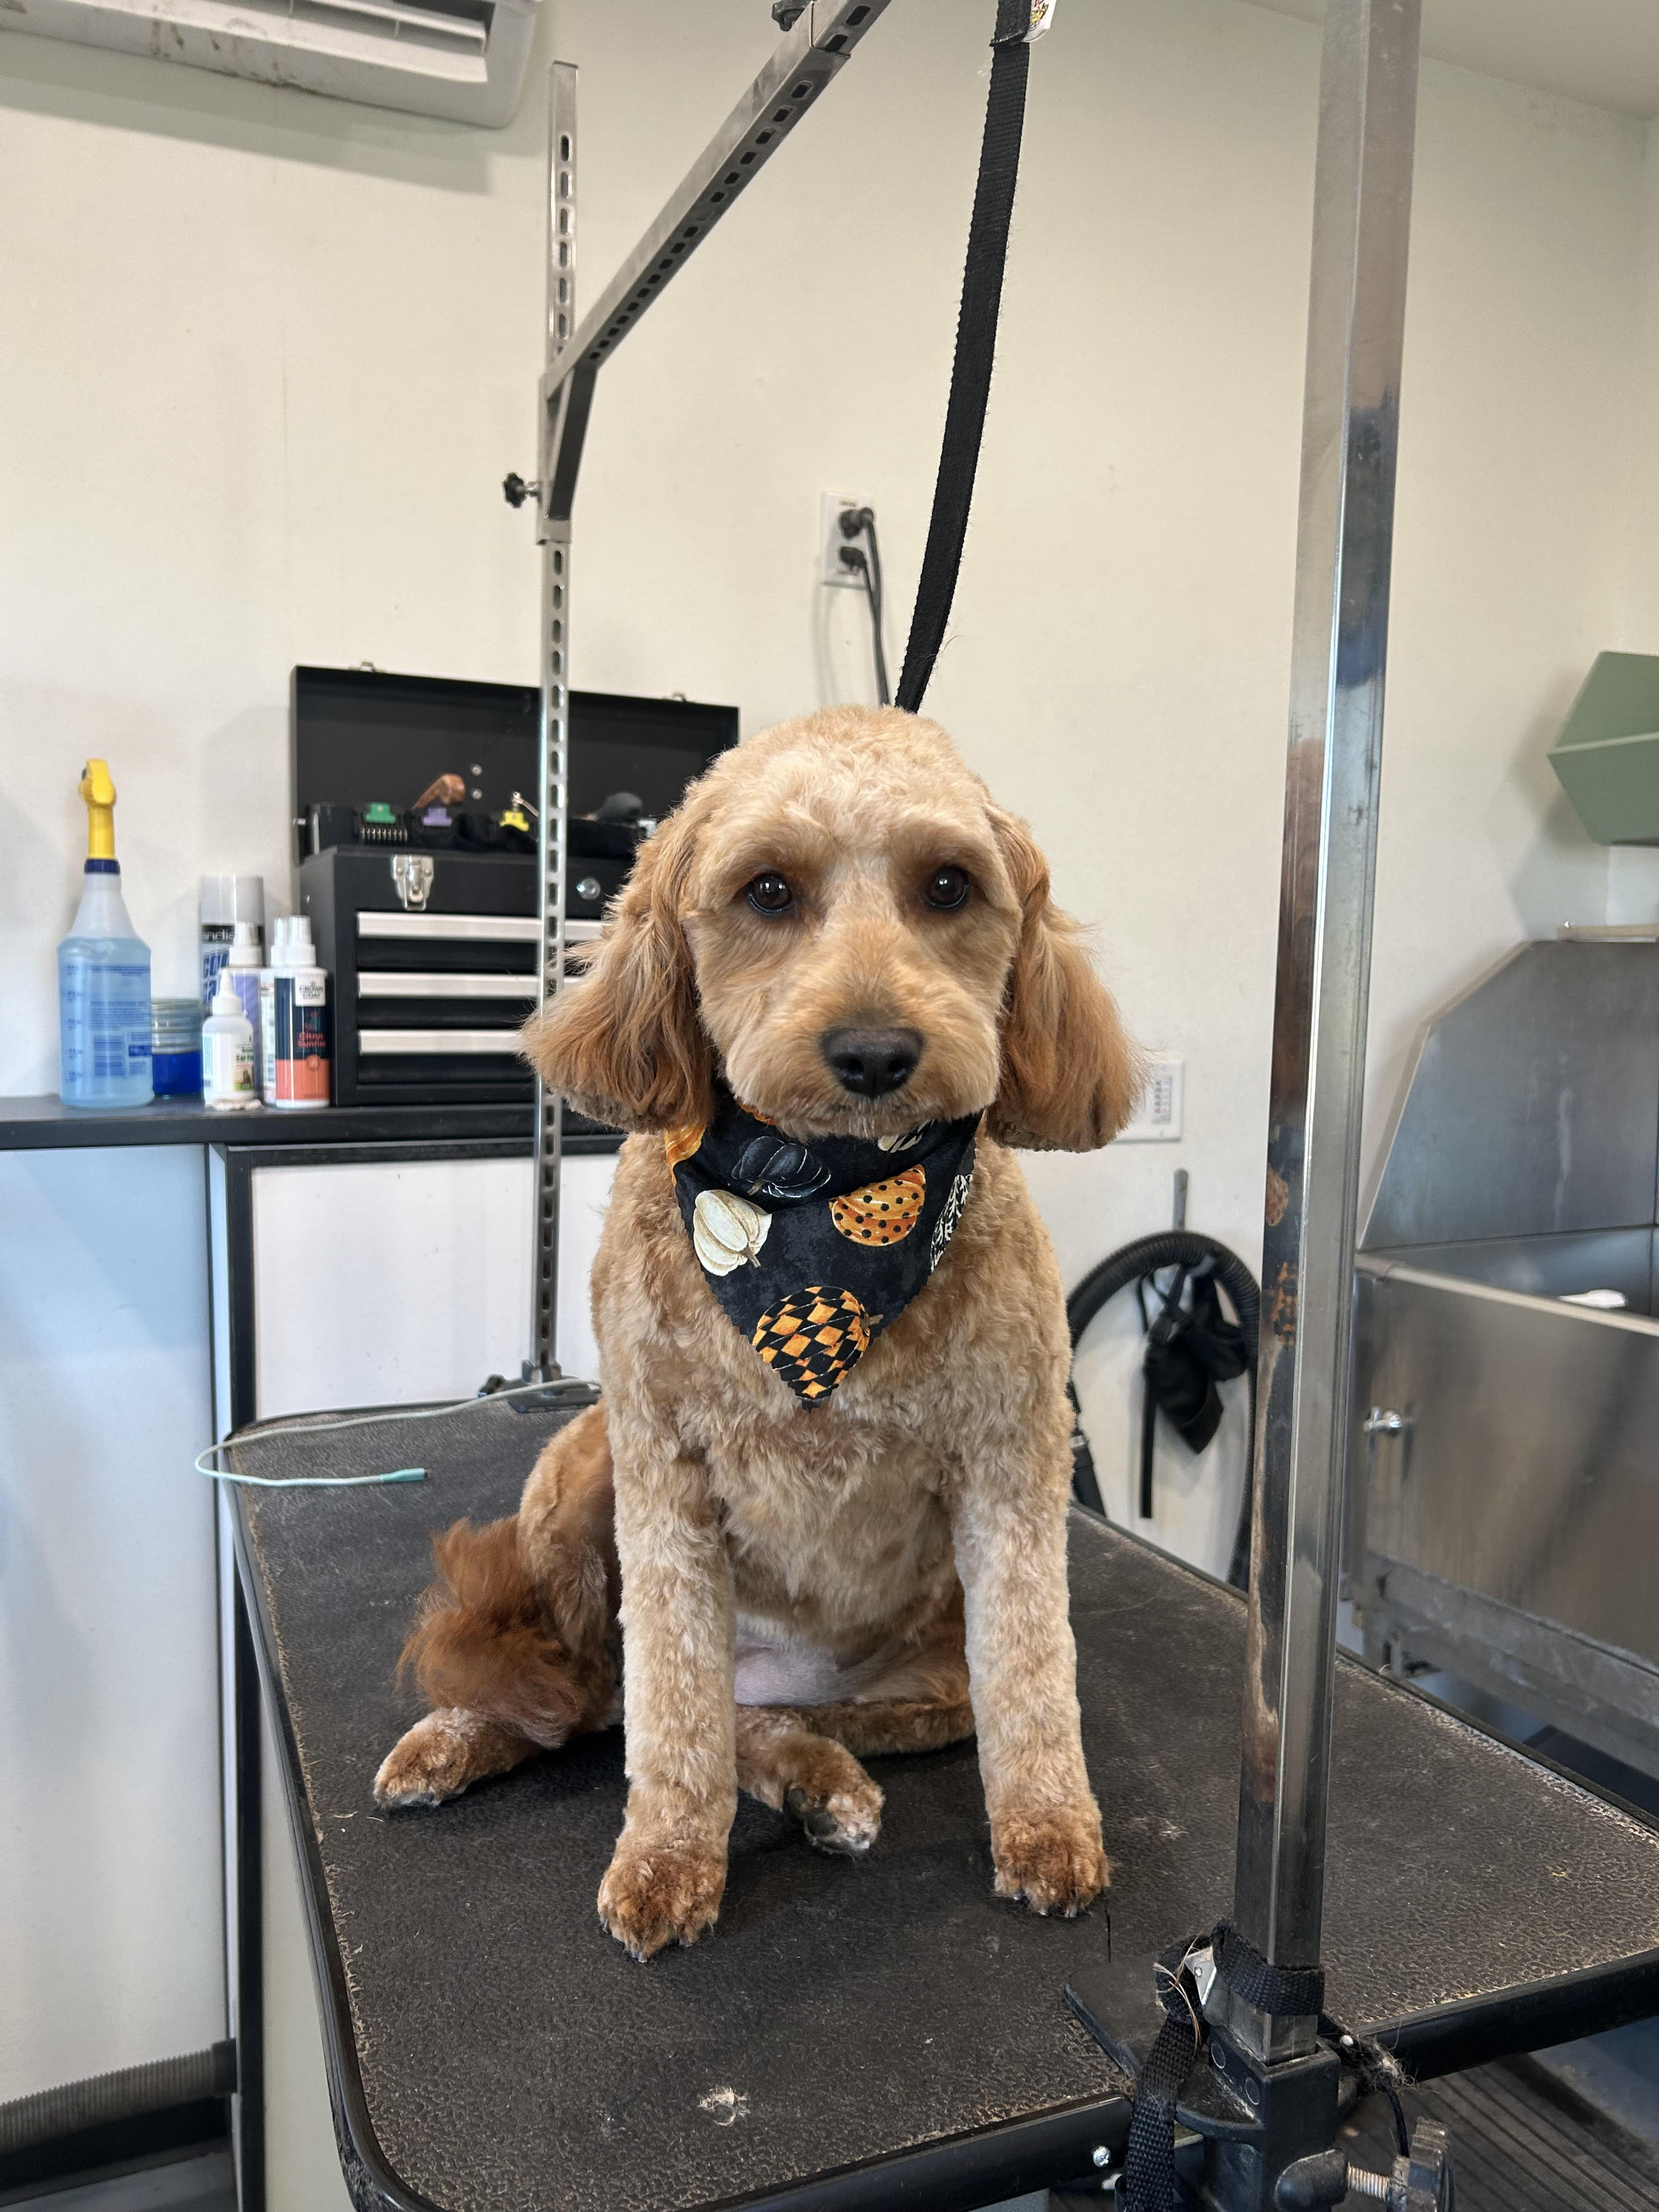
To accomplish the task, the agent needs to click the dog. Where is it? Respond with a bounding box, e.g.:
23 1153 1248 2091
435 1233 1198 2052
374 704 1141 1960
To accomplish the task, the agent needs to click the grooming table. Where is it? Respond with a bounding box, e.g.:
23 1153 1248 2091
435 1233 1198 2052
229 1397 1659 2212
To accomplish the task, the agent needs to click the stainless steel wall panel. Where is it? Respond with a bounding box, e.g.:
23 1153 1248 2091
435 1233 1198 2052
1363 942 1659 1248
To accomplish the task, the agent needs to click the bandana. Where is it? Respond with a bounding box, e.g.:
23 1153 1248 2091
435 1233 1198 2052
668 1088 979 1404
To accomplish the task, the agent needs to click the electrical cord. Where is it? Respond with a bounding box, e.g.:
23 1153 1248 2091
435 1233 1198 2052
194 1376 588 1488
839 506 891 707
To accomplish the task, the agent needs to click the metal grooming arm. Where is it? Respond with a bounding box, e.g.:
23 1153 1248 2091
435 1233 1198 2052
518 1 893 1383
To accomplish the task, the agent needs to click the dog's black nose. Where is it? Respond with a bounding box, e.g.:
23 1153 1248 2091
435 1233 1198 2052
821 1027 922 1098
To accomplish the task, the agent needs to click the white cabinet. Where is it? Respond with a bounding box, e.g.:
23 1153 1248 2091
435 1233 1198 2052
209 1144 616 1428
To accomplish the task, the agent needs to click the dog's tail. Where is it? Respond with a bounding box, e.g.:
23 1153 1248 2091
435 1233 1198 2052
399 1401 619 1749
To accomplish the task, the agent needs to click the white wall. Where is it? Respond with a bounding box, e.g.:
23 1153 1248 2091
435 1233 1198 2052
4 1 1659 1610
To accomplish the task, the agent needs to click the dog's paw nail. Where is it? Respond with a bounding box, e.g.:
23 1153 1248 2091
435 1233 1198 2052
373 1750 443 1809
991 1807 1110 1917
782 1776 882 1855
597 1838 726 1960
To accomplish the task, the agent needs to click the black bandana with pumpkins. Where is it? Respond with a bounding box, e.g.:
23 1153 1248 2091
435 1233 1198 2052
667 1087 980 1404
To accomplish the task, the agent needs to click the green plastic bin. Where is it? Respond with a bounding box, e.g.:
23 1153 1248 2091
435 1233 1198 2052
1548 650 1659 844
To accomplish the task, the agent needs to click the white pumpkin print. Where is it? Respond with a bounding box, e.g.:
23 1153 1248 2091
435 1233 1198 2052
692 1188 772 1276
877 1125 928 1153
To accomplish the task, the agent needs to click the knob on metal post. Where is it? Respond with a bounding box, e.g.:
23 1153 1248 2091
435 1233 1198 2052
1344 2120 1454 2211
503 472 540 509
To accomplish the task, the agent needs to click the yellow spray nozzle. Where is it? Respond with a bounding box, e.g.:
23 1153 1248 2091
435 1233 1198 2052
78 758 117 861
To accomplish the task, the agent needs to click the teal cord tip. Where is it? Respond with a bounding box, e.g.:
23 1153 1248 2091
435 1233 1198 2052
382 1468 426 1485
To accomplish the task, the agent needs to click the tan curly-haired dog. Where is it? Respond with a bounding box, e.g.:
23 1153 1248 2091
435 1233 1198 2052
375 704 1140 1960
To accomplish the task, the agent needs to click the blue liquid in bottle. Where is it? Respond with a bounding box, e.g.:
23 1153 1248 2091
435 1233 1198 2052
59 860 154 1108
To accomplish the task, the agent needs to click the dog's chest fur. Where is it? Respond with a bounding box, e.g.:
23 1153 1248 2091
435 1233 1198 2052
592 1132 1068 1656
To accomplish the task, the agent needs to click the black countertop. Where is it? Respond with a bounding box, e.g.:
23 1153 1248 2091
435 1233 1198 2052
0 1095 620 1153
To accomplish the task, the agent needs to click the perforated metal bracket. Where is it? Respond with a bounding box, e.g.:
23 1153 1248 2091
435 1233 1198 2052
510 12 890 1383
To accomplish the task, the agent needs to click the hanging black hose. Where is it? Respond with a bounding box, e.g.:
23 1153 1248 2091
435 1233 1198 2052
1066 1231 1260 1591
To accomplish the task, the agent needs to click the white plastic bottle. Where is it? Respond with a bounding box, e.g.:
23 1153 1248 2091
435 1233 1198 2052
224 921 264 1088
202 977 258 1110
272 915 331 1109
58 759 153 1109
259 916 288 1106
200 874 264 1012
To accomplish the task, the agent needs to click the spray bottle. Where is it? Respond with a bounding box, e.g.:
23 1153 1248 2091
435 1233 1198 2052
270 914 331 1108
58 760 153 1109
224 922 264 1090
200 874 264 1011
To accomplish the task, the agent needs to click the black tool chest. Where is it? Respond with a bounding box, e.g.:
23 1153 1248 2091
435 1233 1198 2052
292 667 736 1105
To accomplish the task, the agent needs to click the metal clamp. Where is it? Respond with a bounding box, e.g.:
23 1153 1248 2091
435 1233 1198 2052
390 853 435 911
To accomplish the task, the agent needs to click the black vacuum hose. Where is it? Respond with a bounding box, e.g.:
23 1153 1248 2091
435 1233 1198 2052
1066 1230 1260 1590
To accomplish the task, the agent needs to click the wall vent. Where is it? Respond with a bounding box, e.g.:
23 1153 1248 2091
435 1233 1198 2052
2 0 537 126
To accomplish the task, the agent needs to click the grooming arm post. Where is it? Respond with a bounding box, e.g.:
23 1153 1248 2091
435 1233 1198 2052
519 9 890 1381
1231 0 1420 2058
527 62 579 1384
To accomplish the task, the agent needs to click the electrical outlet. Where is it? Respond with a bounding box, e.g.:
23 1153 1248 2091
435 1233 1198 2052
820 492 874 588
1118 1054 1183 1143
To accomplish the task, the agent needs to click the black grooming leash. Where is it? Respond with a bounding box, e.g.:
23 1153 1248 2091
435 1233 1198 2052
895 0 1035 714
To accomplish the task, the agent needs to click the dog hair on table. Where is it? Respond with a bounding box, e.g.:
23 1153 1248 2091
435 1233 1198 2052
375 704 1142 1960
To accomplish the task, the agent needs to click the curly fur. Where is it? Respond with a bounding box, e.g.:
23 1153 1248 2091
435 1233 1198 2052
376 707 1138 1959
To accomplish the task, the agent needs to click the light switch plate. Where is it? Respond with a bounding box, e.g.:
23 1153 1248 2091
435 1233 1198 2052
1118 1053 1183 1142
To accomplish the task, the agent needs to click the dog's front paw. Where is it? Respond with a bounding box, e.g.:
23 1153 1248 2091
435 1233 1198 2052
598 1832 726 1960
784 1769 883 1856
374 1709 498 1808
991 1802 1110 1917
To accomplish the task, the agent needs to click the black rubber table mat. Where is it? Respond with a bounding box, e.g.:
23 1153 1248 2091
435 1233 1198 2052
231 1398 1659 2212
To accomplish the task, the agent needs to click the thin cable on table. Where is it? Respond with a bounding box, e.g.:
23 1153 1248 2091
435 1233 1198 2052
194 1377 588 1489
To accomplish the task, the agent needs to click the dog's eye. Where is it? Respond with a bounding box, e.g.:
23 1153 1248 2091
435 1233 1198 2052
747 872 794 915
923 865 970 911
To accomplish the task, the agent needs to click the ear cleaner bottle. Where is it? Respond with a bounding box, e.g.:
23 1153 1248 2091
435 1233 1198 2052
58 760 154 1109
202 977 258 1109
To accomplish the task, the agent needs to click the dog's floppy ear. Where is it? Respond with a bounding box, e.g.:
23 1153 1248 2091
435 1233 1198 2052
522 809 714 1133
983 804 1143 1152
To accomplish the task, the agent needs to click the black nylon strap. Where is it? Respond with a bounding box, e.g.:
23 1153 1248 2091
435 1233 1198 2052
1120 1922 1330 2212
894 0 1031 714
1215 1921 1325 2020
1123 1945 1205 2212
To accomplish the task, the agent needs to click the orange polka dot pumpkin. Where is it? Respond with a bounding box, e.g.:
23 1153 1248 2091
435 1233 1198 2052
828 1164 926 1246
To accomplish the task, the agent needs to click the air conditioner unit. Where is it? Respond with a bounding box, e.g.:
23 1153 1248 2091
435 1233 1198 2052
2 0 537 127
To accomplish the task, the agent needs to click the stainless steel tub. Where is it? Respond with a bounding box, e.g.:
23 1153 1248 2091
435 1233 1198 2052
1350 938 1659 1776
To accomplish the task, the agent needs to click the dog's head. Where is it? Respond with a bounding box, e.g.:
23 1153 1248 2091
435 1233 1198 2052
524 706 1141 1150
